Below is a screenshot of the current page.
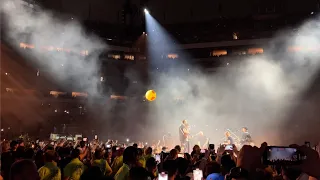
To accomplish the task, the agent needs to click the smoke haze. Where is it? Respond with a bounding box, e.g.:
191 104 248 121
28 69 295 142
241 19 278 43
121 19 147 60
2 0 320 145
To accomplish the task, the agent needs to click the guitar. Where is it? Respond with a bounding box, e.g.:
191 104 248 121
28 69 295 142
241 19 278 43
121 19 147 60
183 131 190 139
180 126 190 139
185 131 203 141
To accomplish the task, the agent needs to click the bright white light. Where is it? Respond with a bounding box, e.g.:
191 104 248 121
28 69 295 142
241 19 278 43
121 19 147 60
126 138 129 142
144 9 149 14
1 129 3 132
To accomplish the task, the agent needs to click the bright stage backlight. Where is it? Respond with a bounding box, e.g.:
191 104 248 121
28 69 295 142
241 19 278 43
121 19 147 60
144 9 149 14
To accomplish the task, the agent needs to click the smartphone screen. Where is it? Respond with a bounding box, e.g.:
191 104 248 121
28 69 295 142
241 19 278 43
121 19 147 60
94 135 98 140
225 145 233 151
263 146 301 165
193 169 203 180
155 154 161 162
178 153 184 158
83 138 87 142
158 172 168 180
200 149 206 153
36 139 39 144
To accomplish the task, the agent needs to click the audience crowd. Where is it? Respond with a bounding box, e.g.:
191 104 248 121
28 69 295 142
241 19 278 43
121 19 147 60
1 138 320 180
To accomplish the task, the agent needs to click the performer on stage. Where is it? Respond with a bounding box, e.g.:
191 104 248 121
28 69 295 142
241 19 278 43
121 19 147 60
196 131 209 149
179 120 190 153
240 127 253 146
224 131 234 145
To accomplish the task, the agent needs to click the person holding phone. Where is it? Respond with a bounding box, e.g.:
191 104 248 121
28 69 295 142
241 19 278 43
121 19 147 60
237 143 320 180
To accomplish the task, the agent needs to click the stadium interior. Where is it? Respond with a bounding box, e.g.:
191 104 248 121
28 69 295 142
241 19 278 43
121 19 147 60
1 0 320 143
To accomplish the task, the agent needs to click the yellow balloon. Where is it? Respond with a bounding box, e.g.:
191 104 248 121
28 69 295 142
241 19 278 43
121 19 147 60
145 90 157 101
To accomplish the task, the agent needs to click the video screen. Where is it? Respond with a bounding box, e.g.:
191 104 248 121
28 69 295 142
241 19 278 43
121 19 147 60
267 147 299 162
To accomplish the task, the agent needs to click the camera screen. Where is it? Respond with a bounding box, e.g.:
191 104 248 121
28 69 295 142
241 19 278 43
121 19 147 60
178 153 184 158
155 154 161 162
267 147 299 162
158 173 168 180
225 145 233 151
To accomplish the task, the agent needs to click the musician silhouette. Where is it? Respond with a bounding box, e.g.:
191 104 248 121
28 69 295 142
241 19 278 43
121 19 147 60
240 127 253 146
179 120 190 153
224 131 234 145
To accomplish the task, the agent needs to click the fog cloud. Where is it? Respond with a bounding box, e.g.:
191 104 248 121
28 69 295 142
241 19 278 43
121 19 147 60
2 0 320 145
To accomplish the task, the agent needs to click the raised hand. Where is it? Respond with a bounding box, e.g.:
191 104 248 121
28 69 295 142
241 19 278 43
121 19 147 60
289 144 320 178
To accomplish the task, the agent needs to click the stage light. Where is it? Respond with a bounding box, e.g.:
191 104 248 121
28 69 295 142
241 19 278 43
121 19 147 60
144 9 149 14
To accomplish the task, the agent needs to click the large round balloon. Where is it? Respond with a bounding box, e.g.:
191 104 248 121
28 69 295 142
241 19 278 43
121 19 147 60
145 90 157 101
